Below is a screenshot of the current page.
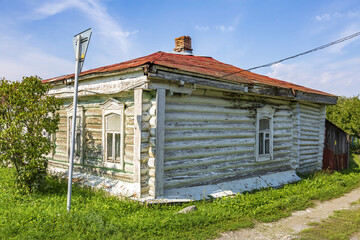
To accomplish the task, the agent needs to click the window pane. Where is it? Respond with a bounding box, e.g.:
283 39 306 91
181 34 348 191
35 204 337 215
107 133 113 160
69 116 82 130
115 133 121 161
259 119 270 131
75 132 81 157
107 114 121 131
265 139 270 154
259 133 264 154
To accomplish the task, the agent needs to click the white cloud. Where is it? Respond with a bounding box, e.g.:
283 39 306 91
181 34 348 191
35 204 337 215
196 15 240 33
195 25 210 31
347 10 360 18
215 25 235 32
315 10 360 22
266 58 360 97
35 0 76 17
316 13 331 21
0 36 73 81
326 24 360 53
0 0 139 81
35 0 138 62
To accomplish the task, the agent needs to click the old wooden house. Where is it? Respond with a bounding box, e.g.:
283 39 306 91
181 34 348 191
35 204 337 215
44 36 337 200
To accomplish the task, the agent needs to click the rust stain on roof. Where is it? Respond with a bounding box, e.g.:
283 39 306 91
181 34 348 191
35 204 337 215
43 51 335 97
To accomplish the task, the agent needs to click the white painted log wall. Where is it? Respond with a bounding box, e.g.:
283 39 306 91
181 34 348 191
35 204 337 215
297 102 324 173
50 95 135 180
163 92 293 189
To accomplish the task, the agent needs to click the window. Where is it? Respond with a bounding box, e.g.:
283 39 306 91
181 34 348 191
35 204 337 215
66 104 84 164
42 129 55 158
69 116 82 158
256 105 275 161
100 98 125 170
259 118 270 155
106 114 122 163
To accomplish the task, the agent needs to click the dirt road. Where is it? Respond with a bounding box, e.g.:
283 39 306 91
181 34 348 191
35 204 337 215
217 187 360 240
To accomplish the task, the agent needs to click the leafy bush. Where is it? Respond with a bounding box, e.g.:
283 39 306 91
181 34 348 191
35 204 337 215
326 95 360 137
0 76 61 192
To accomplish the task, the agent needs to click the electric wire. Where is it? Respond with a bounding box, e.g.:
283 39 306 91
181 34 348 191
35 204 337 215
221 31 360 78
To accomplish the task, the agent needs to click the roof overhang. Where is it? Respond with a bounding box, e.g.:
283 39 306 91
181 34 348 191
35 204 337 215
147 65 338 105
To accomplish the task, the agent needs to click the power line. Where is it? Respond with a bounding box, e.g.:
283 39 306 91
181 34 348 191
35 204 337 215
222 31 360 78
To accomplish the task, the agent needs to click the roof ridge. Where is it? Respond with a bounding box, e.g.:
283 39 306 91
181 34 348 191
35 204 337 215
42 51 336 97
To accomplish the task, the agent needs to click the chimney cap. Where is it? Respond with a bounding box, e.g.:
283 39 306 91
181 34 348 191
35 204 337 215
174 36 193 54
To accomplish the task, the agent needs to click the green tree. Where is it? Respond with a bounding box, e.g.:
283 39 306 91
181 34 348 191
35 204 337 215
326 95 360 137
0 76 62 192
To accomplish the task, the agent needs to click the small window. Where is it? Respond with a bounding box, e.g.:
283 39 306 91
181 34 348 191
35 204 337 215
105 114 123 165
100 98 125 169
42 129 55 158
256 105 274 161
259 118 270 155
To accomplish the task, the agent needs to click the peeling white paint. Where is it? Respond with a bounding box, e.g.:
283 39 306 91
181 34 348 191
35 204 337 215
48 167 137 197
148 170 300 202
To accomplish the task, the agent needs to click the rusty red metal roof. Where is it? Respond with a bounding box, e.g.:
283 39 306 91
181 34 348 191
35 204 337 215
43 51 335 97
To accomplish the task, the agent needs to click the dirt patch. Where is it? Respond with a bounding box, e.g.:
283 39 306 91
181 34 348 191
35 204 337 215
217 187 360 240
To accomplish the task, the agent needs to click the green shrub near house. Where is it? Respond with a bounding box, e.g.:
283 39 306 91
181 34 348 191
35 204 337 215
1 152 360 239
0 76 61 192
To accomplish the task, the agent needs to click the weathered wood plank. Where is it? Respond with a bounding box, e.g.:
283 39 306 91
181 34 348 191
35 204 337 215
300 140 319 146
164 130 254 141
155 88 166 197
299 146 318 151
300 117 320 125
165 112 254 122
56 132 67 139
164 152 254 171
300 101 321 109
272 116 292 123
148 70 247 93
84 108 102 116
165 121 255 131
164 138 255 150
164 160 291 189
301 124 321 132
300 103 320 113
317 105 326 170
299 149 319 155
86 117 102 125
133 88 142 197
166 103 254 115
165 146 254 161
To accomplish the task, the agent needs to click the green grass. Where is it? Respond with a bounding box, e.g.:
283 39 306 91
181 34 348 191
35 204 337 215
295 152 360 240
1 153 360 240
297 201 360 240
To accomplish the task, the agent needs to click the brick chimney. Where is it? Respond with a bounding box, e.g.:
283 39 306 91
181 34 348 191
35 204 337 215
173 36 193 54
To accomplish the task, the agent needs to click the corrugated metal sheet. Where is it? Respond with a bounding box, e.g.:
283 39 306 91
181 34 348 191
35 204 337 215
43 51 335 97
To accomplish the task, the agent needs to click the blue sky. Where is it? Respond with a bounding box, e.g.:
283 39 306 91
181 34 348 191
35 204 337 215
0 0 359 97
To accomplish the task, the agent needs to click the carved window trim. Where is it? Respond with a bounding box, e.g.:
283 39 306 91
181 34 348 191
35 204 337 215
66 103 84 164
100 98 125 170
255 105 275 162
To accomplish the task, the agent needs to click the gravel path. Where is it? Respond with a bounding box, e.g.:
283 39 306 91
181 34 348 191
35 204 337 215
217 187 360 240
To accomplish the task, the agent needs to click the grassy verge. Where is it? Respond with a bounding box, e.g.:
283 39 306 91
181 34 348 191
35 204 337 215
296 152 360 240
1 153 360 240
296 202 360 240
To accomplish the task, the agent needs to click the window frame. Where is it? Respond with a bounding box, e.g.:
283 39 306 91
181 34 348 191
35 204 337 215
100 98 125 170
255 105 275 162
66 103 84 164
